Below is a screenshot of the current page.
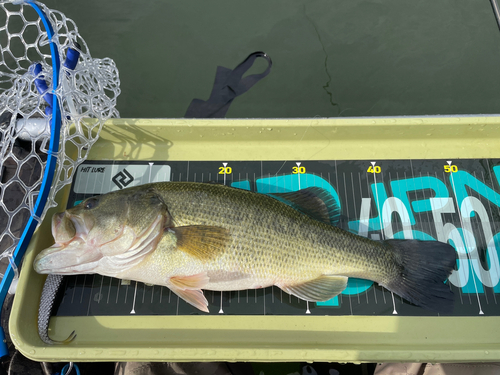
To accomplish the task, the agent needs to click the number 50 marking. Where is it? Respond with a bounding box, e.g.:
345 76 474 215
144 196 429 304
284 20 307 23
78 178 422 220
444 165 458 173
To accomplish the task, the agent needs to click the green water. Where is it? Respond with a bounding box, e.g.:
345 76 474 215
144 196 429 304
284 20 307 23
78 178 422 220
45 0 500 118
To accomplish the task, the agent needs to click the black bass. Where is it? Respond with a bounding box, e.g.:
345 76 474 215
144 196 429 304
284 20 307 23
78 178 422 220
34 182 456 313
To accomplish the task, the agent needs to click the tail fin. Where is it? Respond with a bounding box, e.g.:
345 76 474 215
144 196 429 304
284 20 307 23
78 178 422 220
381 239 456 314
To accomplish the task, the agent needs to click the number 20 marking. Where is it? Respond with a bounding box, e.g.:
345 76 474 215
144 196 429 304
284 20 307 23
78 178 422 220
444 165 458 173
219 166 232 174
292 166 306 174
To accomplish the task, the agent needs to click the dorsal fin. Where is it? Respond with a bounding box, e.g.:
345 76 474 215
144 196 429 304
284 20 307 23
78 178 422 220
269 187 341 225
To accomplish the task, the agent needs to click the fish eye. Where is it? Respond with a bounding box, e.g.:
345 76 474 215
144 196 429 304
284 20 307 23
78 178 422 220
84 197 99 210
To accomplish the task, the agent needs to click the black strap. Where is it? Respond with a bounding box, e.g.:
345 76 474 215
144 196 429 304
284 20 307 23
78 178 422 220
184 51 272 118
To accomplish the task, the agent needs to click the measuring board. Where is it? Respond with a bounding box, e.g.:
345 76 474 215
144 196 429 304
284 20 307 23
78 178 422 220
52 159 500 318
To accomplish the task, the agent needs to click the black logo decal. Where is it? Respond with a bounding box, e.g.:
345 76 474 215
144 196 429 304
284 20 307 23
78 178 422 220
112 169 134 189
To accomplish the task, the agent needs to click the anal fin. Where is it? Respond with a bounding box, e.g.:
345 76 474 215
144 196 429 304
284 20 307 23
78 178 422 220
279 275 348 302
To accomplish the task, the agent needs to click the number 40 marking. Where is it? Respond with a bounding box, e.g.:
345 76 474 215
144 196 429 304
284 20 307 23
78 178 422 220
367 165 381 173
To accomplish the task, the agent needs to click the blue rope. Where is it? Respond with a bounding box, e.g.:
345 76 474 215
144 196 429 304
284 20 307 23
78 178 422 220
0 1 62 358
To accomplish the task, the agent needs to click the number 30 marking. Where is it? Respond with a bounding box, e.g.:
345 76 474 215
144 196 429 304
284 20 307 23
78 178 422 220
292 166 306 174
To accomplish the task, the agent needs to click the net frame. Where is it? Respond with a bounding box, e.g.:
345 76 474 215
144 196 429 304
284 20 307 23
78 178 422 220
0 0 120 354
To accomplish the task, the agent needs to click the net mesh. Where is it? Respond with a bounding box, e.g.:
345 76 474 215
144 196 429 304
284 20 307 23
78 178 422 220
0 1 120 279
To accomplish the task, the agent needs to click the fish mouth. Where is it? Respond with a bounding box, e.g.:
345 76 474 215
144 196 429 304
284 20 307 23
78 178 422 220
33 238 102 274
34 212 98 274
51 212 91 245
35 212 165 276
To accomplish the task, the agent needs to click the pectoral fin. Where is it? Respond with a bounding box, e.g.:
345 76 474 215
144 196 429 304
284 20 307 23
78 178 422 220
279 275 348 302
168 273 210 312
170 225 230 260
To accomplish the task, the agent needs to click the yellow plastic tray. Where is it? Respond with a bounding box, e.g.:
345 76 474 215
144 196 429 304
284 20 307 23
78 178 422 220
10 116 500 363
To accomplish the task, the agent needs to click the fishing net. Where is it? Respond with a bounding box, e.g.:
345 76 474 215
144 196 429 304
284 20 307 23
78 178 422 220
0 1 120 284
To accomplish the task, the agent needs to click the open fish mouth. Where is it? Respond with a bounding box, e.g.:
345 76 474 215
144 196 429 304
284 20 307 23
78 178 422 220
52 212 90 244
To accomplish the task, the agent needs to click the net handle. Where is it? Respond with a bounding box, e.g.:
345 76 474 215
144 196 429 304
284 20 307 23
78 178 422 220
0 1 62 358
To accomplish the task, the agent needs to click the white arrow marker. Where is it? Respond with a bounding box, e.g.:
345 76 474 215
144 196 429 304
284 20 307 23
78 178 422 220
148 162 154 182
223 163 228 186
447 160 483 315
296 162 301 189
130 162 155 314
130 281 138 314
219 291 224 314
370 161 397 314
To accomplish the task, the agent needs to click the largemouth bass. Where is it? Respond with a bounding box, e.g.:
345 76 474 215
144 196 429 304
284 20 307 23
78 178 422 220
34 182 456 314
